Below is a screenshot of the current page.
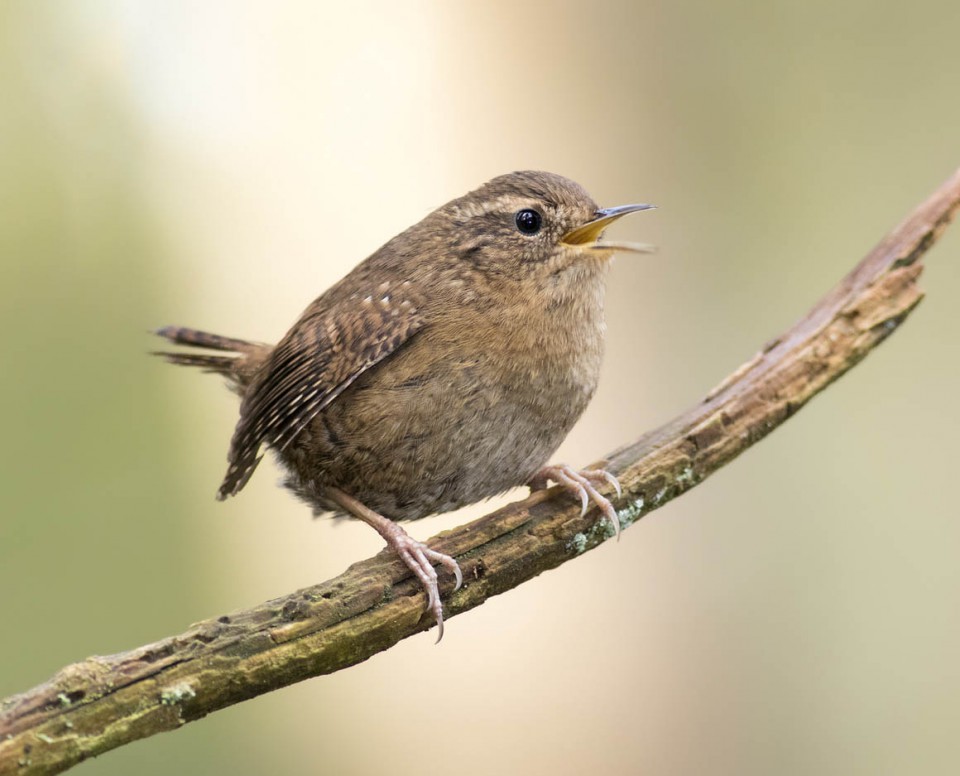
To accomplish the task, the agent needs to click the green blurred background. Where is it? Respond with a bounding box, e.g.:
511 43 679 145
2 2 958 774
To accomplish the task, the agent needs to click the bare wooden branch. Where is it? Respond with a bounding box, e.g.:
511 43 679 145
3 168 959 775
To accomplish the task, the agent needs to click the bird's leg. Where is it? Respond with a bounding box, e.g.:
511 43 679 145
528 464 624 540
325 487 463 642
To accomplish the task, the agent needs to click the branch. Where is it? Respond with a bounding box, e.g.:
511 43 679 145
3 169 959 775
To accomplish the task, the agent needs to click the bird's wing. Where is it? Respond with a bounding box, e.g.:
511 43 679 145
217 286 426 499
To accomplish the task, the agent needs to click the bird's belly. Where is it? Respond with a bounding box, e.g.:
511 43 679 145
281 343 599 520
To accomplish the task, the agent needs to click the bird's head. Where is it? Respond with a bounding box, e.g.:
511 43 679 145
438 170 654 287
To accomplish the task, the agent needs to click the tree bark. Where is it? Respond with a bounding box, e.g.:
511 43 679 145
3 168 959 775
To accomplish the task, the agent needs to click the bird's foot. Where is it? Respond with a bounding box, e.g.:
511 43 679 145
528 464 624 540
383 525 463 642
325 487 463 642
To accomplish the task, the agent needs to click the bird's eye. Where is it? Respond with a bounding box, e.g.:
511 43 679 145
515 209 543 235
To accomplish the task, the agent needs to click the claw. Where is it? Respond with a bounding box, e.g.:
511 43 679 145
451 562 464 592
576 485 589 517
601 471 622 499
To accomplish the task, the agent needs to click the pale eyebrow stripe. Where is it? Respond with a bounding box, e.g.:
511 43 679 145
451 194 539 219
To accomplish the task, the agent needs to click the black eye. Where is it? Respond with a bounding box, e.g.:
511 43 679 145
515 209 542 235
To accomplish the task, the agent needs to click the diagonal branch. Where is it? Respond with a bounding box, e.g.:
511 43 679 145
3 168 959 776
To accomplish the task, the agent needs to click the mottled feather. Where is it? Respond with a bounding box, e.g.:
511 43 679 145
217 287 426 499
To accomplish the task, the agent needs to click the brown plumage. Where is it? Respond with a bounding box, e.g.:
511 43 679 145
155 170 654 638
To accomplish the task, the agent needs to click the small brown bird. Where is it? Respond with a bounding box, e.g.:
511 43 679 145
156 171 653 638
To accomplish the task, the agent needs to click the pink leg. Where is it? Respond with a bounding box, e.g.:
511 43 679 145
528 464 624 540
326 488 463 642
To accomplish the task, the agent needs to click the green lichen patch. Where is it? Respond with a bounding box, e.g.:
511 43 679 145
616 495 646 530
159 683 196 706
566 533 588 554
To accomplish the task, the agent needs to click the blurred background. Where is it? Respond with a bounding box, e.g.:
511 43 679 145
2 2 958 774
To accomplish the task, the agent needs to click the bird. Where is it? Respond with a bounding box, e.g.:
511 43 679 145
155 170 654 639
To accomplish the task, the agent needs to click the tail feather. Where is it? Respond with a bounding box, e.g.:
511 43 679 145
155 326 272 491
153 326 267 385
154 326 255 353
153 351 240 373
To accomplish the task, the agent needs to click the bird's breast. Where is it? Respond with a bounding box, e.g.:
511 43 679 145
284 273 608 519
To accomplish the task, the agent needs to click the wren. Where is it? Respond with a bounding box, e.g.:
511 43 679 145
156 171 654 639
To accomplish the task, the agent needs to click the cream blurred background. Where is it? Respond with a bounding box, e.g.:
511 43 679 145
2 2 959 774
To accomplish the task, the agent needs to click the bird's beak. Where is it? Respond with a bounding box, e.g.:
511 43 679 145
561 203 656 255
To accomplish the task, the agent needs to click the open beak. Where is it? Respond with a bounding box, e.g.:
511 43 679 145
561 203 656 254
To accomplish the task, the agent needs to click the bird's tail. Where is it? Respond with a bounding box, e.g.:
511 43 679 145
153 326 267 387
